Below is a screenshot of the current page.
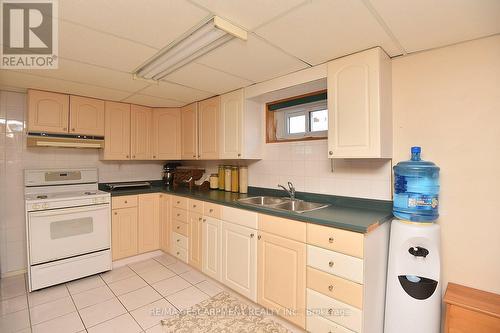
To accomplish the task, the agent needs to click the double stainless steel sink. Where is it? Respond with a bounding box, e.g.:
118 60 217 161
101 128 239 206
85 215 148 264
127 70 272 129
237 196 329 213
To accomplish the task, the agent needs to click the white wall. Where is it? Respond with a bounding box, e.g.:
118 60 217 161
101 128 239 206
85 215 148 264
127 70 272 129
0 91 163 275
392 35 500 294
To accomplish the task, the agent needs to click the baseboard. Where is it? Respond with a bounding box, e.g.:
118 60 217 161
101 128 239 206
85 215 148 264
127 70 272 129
1 268 27 278
112 250 165 269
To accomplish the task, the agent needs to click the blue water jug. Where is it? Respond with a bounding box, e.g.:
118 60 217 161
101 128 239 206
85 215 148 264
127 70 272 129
393 147 440 222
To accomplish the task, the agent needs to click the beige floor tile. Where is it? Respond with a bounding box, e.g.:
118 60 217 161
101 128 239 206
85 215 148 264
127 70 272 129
165 261 191 275
67 276 105 295
31 311 84 333
166 286 209 311
72 285 115 310
118 286 162 311
153 254 177 267
0 308 30 332
30 296 76 325
78 298 126 328
0 294 28 315
151 276 191 297
107 276 147 296
179 269 206 284
130 299 178 330
0 275 26 300
195 280 224 297
128 259 163 274
28 284 69 307
100 266 136 284
144 324 163 333
137 266 175 285
86 313 142 333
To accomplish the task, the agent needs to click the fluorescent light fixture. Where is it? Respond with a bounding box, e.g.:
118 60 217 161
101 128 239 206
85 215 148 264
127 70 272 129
135 16 247 81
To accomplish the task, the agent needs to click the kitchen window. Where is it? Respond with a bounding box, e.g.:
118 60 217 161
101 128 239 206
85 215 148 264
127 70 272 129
266 90 327 142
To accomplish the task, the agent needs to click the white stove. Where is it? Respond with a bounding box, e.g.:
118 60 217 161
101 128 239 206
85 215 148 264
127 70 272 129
24 168 111 291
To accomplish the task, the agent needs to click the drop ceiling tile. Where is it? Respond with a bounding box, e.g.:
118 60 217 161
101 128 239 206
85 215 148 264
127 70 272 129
190 0 307 30
0 71 131 101
367 0 500 52
140 81 213 104
121 94 185 108
164 63 253 95
60 0 209 49
255 0 402 65
196 33 309 82
19 59 149 92
59 21 158 72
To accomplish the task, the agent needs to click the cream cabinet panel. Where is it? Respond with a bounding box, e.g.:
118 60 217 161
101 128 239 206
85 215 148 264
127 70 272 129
221 221 257 301
69 95 105 136
188 211 203 270
27 89 69 134
181 102 198 160
152 108 181 160
219 90 242 159
111 207 138 260
257 231 306 328
137 193 160 253
327 47 392 158
103 101 131 160
159 194 171 253
198 96 220 159
130 105 152 160
202 216 222 281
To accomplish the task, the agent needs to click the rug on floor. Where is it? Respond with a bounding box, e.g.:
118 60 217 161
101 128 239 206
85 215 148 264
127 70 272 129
161 292 293 333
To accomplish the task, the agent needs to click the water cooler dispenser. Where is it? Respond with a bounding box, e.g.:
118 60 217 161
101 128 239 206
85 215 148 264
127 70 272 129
385 147 441 333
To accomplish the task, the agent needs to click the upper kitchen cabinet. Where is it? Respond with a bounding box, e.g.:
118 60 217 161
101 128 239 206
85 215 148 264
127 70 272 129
220 89 262 159
327 47 392 158
27 89 70 134
198 96 220 160
69 96 105 136
102 101 131 160
130 105 152 160
152 108 181 160
181 102 198 160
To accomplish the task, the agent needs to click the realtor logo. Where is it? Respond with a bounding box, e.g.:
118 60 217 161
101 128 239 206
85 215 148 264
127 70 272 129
1 0 58 69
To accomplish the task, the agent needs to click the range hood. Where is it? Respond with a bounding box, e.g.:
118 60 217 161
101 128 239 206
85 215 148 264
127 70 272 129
27 132 104 148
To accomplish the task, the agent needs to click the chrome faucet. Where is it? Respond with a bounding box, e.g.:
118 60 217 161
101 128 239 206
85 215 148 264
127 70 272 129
278 182 296 201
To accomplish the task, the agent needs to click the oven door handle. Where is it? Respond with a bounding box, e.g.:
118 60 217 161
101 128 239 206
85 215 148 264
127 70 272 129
28 203 110 217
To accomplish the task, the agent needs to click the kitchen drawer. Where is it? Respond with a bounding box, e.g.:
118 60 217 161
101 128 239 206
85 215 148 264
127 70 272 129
172 246 188 263
221 206 257 229
112 195 138 209
172 196 188 210
171 232 187 250
307 266 363 309
203 202 221 219
307 288 362 333
307 313 355 333
188 199 204 214
307 223 364 259
172 207 188 223
307 245 363 284
258 214 306 243
172 220 188 236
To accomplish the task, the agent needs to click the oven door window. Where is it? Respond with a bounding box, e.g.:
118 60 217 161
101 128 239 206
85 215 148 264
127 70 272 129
50 217 94 239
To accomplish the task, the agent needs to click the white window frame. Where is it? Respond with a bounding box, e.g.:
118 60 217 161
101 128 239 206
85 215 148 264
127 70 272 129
282 100 327 139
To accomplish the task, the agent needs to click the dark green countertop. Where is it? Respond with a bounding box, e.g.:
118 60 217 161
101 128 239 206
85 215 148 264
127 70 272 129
100 181 393 234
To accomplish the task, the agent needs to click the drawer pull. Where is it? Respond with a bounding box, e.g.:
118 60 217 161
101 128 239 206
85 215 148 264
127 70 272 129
328 237 334 243
328 308 333 315
177 213 180 217
329 261 334 267
203 219 206 222
176 226 180 229
176 239 180 242
177 201 180 204
176 252 180 255
209 209 213 213
193 204 197 208
198 217 202 221
328 285 334 292
114 212 117 215
257 235 261 240
124 200 128 204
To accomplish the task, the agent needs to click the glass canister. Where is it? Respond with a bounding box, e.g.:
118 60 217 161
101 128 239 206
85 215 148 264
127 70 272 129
209 174 219 189
231 166 239 192
224 166 232 192
218 165 225 190
239 166 248 194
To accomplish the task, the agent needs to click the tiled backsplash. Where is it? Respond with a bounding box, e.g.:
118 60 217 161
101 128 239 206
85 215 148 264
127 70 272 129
0 91 163 275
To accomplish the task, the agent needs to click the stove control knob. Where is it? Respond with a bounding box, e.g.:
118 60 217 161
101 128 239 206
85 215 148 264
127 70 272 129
42 203 49 209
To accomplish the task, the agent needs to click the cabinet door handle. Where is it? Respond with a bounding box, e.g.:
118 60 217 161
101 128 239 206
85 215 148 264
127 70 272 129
192 155 196 158
177 201 180 204
126 155 129 158
329 261 334 267
63 127 67 131
250 233 254 238
176 226 180 229
198 217 202 221
176 252 180 255
132 155 136 159
193 204 196 208
328 308 333 315
329 151 333 155
176 213 180 217
176 239 180 242
328 237 334 243
114 212 117 215
237 153 241 157
71 128 75 132
328 285 334 292
203 219 206 222
257 235 261 240
124 200 128 204
153 155 156 159
209 209 213 213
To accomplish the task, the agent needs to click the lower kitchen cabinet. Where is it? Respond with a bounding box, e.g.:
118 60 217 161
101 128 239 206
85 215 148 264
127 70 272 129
111 207 138 260
188 211 203 270
221 221 257 301
137 193 160 253
257 231 306 329
202 216 222 280
159 194 171 253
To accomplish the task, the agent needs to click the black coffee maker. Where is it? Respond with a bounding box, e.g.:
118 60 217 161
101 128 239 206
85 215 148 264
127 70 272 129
162 162 181 186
